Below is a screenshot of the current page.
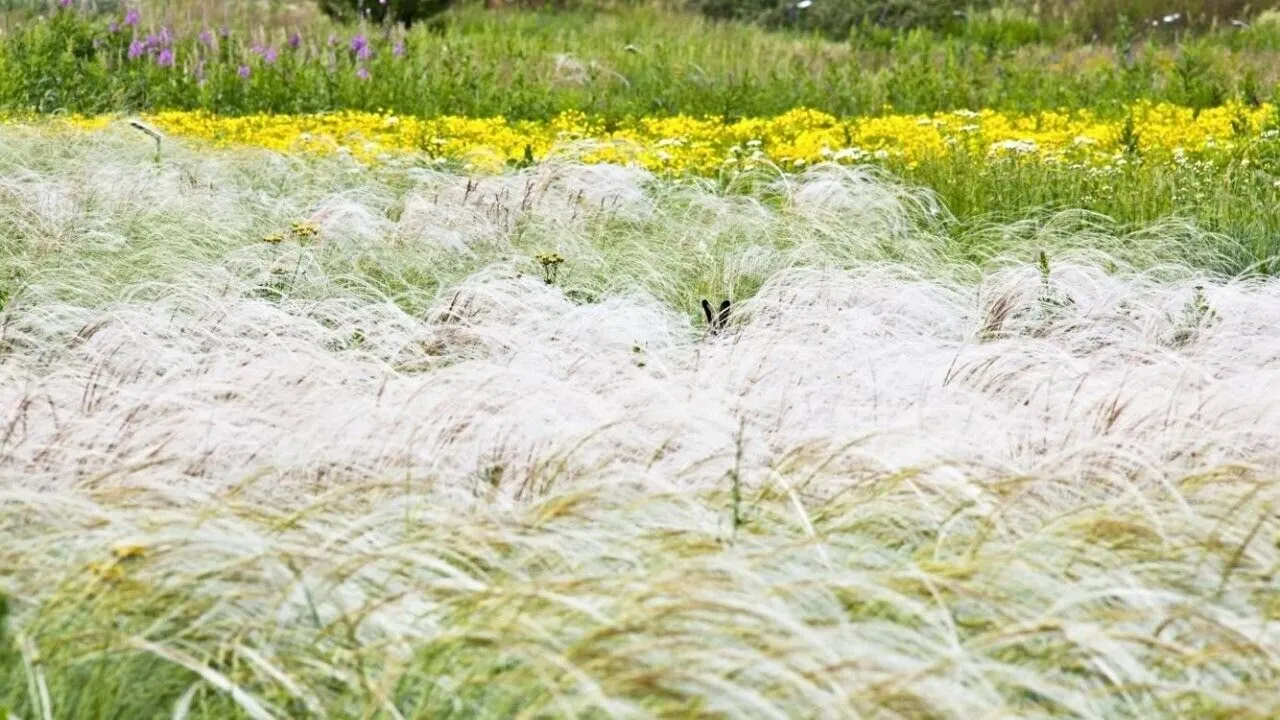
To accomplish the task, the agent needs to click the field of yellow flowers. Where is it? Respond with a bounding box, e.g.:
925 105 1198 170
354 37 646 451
43 101 1276 174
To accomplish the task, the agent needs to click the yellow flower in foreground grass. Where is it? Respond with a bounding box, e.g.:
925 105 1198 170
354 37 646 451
14 101 1276 176
290 220 320 241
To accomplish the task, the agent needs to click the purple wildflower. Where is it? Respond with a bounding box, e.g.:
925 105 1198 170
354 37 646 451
237 65 251 79
156 48 174 67
251 43 278 63
287 31 301 49
124 7 139 26
108 20 119 32
57 0 72 9
393 40 405 57
198 29 213 46
356 44 372 61
349 34 367 53
356 67 370 80
127 39 145 59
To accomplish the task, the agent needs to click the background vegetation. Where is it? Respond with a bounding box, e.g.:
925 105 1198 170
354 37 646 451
5 0 1280 119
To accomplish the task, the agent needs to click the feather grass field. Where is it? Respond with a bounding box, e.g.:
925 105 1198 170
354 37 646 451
2 122 1280 718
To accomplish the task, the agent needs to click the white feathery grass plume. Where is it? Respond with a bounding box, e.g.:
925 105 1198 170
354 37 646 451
2 124 1280 717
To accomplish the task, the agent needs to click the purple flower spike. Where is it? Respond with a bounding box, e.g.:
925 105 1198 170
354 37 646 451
198 29 213 46
349 34 367 52
262 47 278 64
288 31 301 49
356 67 370 80
58 0 73 9
237 65 251 79
156 48 175 67
124 7 139 26
393 41 405 57
356 44 372 61
127 39 145 59
108 20 119 32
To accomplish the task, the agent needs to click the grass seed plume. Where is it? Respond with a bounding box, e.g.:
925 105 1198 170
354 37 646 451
1 125 1280 718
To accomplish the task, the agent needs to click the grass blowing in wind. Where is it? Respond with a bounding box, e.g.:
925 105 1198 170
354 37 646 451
2 118 1280 718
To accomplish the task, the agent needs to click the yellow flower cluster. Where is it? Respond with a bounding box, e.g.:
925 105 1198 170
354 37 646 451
31 102 1279 174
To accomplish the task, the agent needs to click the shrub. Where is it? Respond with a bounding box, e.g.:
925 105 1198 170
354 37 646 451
686 0 984 39
1038 0 1258 41
315 0 459 27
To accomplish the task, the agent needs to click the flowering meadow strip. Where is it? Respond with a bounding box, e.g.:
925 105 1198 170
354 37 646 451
24 102 1280 175
6 2 1280 122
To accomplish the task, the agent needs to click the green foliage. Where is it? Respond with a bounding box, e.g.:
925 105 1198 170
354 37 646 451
315 0 458 28
3 5 112 113
1045 0 1256 42
687 0 1265 42
1120 113 1141 156
688 0 981 40
0 4 1279 120
1174 41 1230 109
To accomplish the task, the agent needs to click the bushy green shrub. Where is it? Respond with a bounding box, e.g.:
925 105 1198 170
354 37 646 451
1038 0 1257 41
315 0 459 27
686 0 1266 41
686 0 985 39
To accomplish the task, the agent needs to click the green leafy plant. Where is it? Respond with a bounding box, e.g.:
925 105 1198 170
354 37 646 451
315 0 459 28
1120 113 1141 156
1035 249 1074 327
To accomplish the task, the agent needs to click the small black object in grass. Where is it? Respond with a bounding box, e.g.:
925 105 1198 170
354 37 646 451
701 298 731 335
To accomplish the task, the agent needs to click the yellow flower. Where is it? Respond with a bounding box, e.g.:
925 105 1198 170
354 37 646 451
111 542 147 561
17 102 1273 176
289 221 320 240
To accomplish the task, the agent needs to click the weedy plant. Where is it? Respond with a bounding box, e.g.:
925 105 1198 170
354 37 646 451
1171 283 1220 347
1035 248 1074 329
535 251 565 284
0 270 22 357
